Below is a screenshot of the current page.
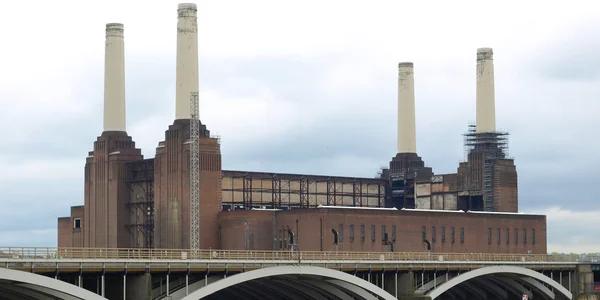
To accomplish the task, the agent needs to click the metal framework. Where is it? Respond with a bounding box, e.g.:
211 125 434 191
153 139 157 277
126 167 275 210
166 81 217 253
124 159 154 248
223 171 386 209
462 124 510 211
189 92 200 250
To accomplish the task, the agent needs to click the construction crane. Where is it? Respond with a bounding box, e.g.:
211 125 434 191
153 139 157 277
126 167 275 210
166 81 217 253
189 92 200 250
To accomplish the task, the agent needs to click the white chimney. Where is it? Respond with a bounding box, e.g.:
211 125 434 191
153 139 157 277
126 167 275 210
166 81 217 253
175 3 199 120
475 47 496 133
103 23 126 132
397 62 417 154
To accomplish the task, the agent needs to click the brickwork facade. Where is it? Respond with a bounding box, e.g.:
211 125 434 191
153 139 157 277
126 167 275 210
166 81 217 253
58 206 84 248
82 131 142 248
219 208 547 254
154 120 221 249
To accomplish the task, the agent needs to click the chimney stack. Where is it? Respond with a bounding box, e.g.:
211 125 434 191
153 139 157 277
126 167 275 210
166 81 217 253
103 23 126 132
397 62 417 154
475 47 496 133
175 3 199 120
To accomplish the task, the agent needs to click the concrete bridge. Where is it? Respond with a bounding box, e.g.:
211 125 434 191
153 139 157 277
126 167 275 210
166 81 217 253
0 247 598 300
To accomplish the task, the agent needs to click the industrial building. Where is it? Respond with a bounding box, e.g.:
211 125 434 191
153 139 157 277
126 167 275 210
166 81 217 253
58 3 546 254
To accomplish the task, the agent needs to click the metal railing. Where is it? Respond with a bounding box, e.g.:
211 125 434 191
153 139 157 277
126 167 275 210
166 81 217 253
0 247 591 263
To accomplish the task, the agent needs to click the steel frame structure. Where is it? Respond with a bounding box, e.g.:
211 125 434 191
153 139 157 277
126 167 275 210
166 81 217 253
189 92 200 250
462 124 510 211
223 171 386 209
124 159 155 248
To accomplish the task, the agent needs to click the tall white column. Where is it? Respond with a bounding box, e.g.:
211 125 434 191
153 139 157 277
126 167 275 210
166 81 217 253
175 3 199 120
397 62 417 154
476 47 496 133
103 23 126 132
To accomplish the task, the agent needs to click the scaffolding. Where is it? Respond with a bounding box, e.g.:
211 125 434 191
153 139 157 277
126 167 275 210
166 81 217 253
462 124 510 211
189 92 200 250
125 159 154 248
463 124 509 159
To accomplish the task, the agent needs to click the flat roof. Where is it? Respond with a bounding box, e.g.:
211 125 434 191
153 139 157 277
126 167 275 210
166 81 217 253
223 170 386 183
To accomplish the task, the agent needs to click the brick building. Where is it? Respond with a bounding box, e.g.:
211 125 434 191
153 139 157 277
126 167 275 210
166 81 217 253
57 3 545 254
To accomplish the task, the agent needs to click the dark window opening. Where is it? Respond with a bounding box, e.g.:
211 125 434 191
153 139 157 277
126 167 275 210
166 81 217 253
497 228 501 245
350 224 355 242
74 218 81 229
371 225 376 242
441 226 446 243
360 224 365 242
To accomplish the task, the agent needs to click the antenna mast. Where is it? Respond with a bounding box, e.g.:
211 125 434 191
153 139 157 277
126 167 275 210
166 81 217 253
189 92 200 250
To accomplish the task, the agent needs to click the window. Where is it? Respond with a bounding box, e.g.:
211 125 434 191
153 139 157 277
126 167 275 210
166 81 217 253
422 226 427 241
392 225 396 242
73 218 81 229
497 228 501 245
382 225 386 242
432 226 436 243
532 229 536 245
514 228 519 245
350 224 355 242
371 225 376 242
487 228 492 244
523 229 527 244
451 227 455 244
339 224 344 242
441 226 446 243
460 227 464 244
506 228 510 245
360 224 365 242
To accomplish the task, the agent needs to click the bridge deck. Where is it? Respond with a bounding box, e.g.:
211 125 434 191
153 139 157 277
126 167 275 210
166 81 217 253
0 247 585 275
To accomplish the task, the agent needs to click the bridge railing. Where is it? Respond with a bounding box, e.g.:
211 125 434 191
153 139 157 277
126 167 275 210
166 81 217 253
0 247 590 263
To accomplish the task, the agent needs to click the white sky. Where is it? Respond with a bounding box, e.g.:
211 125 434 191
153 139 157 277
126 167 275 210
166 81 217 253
0 0 599 253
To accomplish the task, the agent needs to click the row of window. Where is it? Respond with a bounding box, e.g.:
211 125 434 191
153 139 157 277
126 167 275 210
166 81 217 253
422 226 464 244
336 224 397 243
335 224 537 246
487 228 536 245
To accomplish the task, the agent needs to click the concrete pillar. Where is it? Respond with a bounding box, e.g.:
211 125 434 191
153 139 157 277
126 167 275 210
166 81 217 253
475 47 496 133
175 3 199 120
103 23 126 132
575 265 596 298
127 273 152 300
397 62 417 153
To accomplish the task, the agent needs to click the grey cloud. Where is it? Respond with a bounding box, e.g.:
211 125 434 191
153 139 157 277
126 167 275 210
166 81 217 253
525 24 600 82
2 37 600 249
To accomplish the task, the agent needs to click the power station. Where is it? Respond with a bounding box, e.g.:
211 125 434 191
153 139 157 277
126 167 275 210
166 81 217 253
58 3 546 254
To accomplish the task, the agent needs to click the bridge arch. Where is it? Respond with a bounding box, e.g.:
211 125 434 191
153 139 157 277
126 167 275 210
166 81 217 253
0 268 108 299
181 265 397 300
426 265 573 300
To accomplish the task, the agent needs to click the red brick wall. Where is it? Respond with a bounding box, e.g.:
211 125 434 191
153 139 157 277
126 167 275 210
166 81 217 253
494 159 518 212
219 208 547 254
155 120 222 249
57 217 72 248
219 210 275 250
83 131 142 248
71 206 84 247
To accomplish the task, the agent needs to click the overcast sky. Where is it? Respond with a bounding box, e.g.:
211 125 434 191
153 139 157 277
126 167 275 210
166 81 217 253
0 0 599 253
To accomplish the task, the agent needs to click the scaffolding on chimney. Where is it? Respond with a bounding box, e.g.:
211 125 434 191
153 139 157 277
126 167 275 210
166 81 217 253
462 124 510 211
189 92 200 250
